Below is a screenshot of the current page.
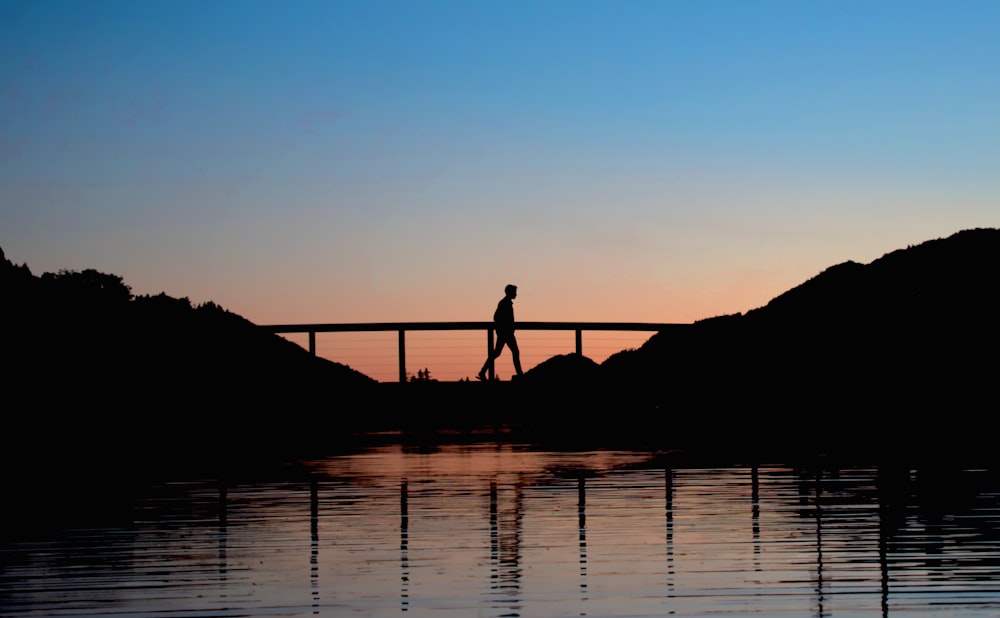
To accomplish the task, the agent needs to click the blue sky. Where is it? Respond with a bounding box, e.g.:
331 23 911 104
3 0 998 335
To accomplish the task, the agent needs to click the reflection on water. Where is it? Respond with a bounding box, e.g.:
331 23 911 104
4 443 1000 617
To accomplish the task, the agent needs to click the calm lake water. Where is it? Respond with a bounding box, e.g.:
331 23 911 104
4 438 1000 617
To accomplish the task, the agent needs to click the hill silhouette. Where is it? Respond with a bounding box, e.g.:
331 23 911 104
591 227 1000 454
1 249 379 477
1 251 376 399
601 227 998 396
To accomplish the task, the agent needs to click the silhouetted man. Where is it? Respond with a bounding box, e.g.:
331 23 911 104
477 284 524 380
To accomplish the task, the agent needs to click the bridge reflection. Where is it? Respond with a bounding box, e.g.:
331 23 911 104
237 462 896 617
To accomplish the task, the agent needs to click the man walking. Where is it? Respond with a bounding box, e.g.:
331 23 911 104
477 284 524 380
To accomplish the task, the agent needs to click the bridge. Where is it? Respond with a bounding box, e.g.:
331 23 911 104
261 321 692 382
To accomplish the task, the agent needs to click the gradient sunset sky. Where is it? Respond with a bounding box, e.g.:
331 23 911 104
3 0 998 331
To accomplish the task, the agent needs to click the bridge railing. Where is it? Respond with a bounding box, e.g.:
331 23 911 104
261 321 691 382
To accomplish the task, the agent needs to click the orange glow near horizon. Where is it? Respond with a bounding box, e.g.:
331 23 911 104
280 329 655 382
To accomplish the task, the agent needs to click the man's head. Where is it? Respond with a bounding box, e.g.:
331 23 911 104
504 284 517 298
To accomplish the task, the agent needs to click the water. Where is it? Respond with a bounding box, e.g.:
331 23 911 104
4 440 1000 617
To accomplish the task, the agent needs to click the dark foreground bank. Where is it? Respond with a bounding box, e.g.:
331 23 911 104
2 377 996 537
6 377 994 479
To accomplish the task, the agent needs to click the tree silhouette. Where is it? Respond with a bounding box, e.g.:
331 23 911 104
41 268 133 305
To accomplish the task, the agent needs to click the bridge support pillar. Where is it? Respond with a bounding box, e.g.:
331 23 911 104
487 328 495 380
398 329 406 383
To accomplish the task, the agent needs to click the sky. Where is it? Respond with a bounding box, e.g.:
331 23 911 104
2 1 998 378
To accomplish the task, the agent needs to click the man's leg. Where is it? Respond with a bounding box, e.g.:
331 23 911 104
479 341 506 380
509 337 523 376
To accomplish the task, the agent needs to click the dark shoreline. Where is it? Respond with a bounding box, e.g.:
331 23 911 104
365 380 992 464
5 378 994 493
3 380 995 537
